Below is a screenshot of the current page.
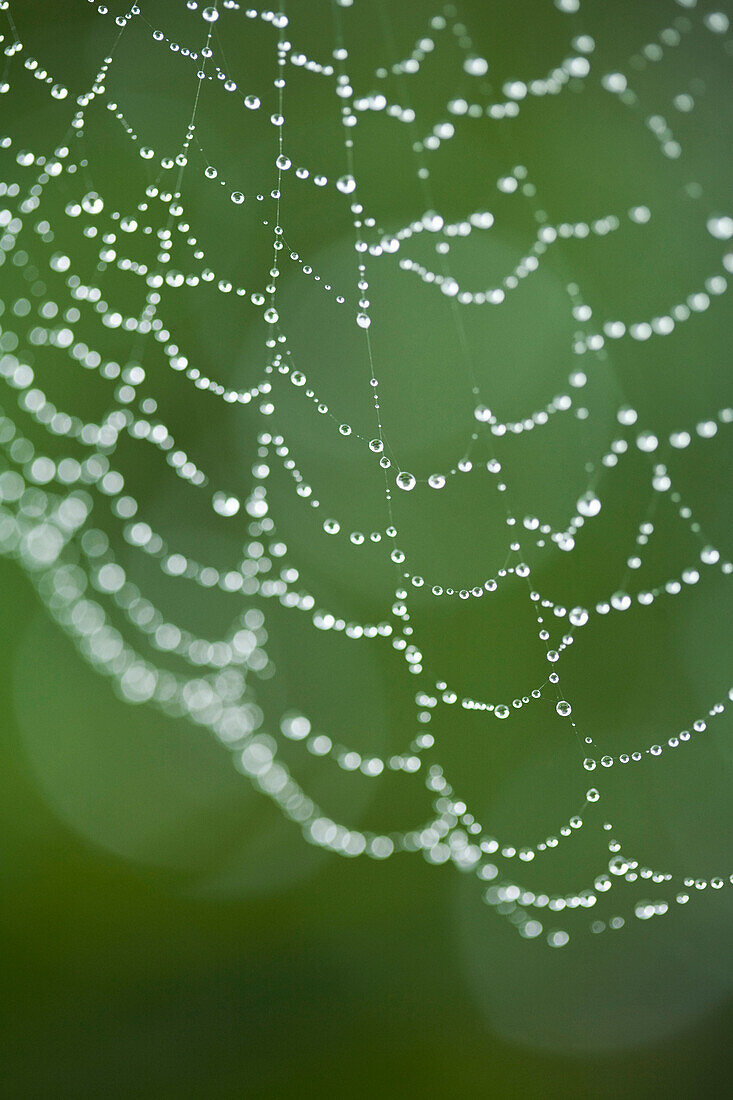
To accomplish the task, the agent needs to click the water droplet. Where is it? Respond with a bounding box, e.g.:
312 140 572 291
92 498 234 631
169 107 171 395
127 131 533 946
707 215 733 241
577 491 601 517
396 471 416 491
556 700 572 717
202 6 219 22
617 406 638 426
636 431 658 453
82 192 104 214
464 56 489 77
569 607 588 627
212 493 240 517
281 713 311 740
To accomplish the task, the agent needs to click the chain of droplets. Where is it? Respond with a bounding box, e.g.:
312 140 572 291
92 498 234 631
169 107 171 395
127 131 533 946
4 465 731 933
330 1 606 948
0 3 517 867
328 0 733 947
58 0 733 946
0 2 434 865
81 0 733 946
0 0 726 946
14 1 730 452
0 2 708 739
8 2 730 480
68 0 733 915
0 0 617 942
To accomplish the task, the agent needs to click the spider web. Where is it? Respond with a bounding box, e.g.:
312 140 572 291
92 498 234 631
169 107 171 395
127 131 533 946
0 0 732 949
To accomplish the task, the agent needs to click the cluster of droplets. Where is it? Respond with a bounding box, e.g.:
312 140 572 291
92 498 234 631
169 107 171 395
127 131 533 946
0 0 731 949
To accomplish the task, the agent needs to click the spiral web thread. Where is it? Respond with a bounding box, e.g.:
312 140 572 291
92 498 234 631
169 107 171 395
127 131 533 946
0 0 731 949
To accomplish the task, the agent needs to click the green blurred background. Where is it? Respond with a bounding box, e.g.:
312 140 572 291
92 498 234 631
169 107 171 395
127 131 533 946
2 0 733 1095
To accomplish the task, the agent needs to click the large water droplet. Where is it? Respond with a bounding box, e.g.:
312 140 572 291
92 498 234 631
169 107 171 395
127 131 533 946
463 56 489 77
577 491 601 517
